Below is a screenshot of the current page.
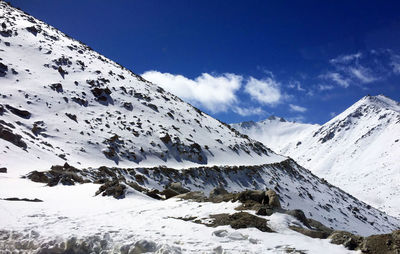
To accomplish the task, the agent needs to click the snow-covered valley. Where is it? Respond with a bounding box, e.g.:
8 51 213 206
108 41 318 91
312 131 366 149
1 1 400 253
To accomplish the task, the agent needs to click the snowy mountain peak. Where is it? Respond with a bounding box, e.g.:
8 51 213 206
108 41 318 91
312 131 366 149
359 94 400 112
236 94 400 217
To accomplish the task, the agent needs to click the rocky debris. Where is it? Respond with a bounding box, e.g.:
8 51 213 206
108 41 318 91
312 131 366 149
5 104 31 119
0 167 7 173
209 187 229 197
71 97 88 106
325 230 400 253
0 123 27 149
31 121 46 136
91 87 112 102
26 163 86 186
49 83 63 93
265 189 281 208
65 113 77 122
26 25 40 35
95 180 126 199
3 197 43 202
160 182 190 199
0 62 8 77
202 212 274 233
360 230 400 254
328 231 363 250
289 226 330 239
122 102 133 110
285 209 310 228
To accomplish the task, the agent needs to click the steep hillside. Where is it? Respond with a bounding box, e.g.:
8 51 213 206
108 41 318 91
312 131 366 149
0 1 284 173
234 95 400 217
231 116 319 153
283 95 400 217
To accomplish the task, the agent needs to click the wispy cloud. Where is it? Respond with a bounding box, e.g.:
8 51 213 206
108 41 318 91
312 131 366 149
289 104 307 113
318 84 334 91
288 80 306 92
329 52 362 64
142 71 242 113
244 76 282 105
348 66 378 83
233 106 266 116
320 72 350 87
324 49 400 88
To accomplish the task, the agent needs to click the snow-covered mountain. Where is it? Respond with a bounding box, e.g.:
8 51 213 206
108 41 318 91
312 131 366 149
232 116 319 153
0 1 284 173
233 95 400 218
1 2 399 253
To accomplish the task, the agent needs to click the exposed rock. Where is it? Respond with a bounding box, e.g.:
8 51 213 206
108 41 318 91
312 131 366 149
96 180 127 199
256 207 274 216
289 226 330 239
328 231 363 250
360 230 400 254
49 83 63 92
265 189 281 208
0 123 27 149
209 187 229 197
3 197 43 202
207 212 274 233
5 104 31 119
0 167 7 173
160 182 190 199
0 62 8 77
285 209 310 228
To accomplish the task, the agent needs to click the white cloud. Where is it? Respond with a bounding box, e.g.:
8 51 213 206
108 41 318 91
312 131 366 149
348 66 377 83
288 80 305 92
318 84 334 91
289 104 307 113
330 52 362 64
244 77 282 105
390 52 400 74
233 106 266 116
141 71 242 113
320 72 350 88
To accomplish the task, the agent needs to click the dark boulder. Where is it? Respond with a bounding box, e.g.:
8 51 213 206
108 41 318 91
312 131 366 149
208 212 274 233
0 123 27 149
0 167 7 173
0 62 8 77
5 105 31 119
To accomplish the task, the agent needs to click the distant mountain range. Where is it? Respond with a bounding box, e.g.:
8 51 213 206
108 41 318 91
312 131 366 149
232 95 400 217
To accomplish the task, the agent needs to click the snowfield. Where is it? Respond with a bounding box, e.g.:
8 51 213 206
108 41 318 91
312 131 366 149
0 177 355 254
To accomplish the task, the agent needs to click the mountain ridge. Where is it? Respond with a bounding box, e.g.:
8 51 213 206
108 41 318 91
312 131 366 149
233 94 400 217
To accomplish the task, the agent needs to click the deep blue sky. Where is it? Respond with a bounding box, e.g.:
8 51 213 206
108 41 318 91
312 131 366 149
8 0 400 124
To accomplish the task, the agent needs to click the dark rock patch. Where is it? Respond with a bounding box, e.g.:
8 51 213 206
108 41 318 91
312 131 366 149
0 123 27 149
206 212 274 233
0 167 7 173
0 62 8 77
49 83 63 93
3 197 43 202
5 104 31 119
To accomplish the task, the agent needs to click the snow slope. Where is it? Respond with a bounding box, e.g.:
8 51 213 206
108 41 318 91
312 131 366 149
233 95 400 218
0 1 284 174
231 116 319 154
